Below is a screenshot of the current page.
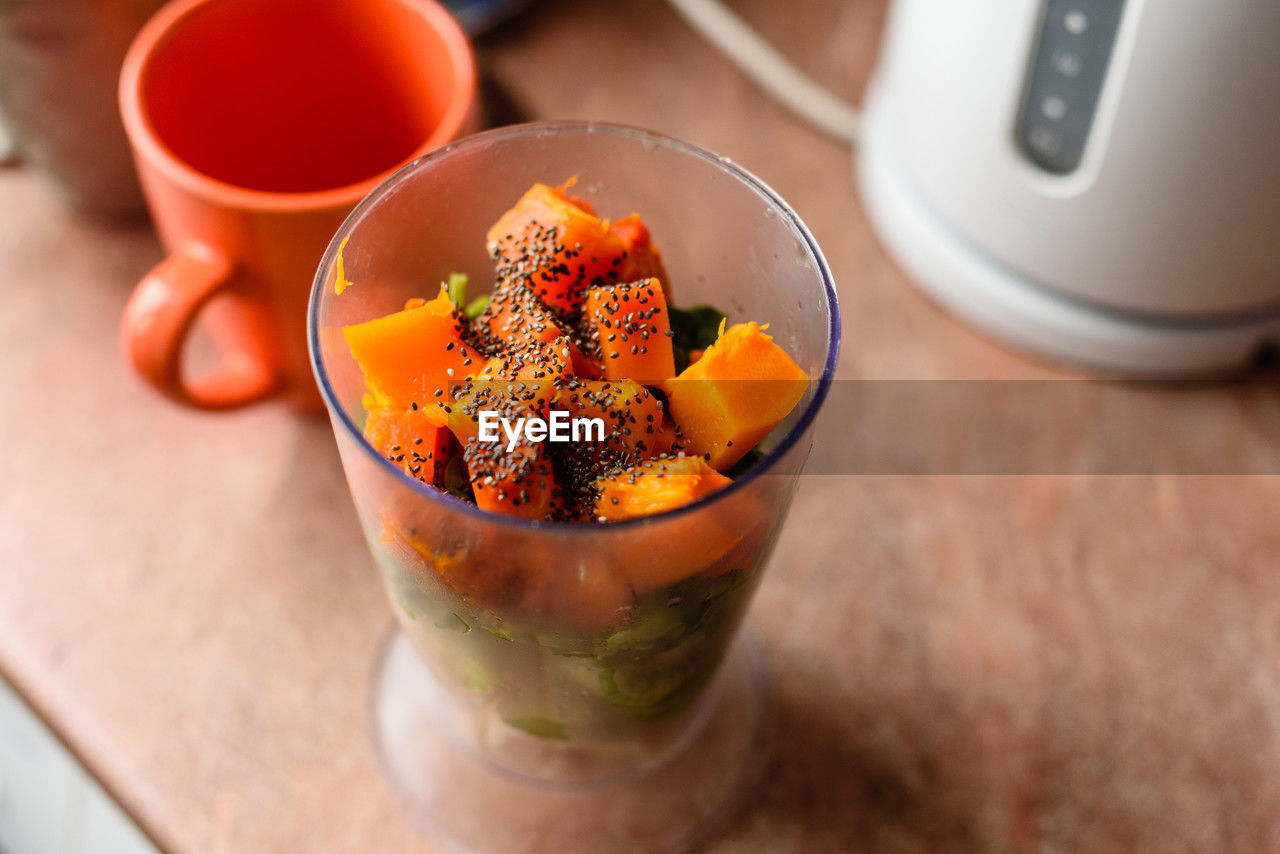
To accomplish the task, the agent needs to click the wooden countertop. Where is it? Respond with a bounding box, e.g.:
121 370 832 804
5 0 1280 851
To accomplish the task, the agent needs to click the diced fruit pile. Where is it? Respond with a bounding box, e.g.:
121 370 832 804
342 181 809 524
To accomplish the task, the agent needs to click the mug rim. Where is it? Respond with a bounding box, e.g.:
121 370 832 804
118 0 477 213
308 120 843 535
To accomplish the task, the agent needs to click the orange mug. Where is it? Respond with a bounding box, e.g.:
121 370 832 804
119 0 478 410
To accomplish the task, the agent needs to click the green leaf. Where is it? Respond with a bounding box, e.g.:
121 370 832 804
504 716 569 741
465 669 496 694
442 454 475 503
483 625 514 642
395 594 416 620
602 608 684 654
669 304 727 372
445 271 469 307
435 612 471 634
464 293 491 320
597 636 714 720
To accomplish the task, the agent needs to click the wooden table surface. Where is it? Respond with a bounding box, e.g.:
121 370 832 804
5 1 1280 851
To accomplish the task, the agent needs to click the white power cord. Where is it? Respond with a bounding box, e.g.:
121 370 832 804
0 112 18 165
665 0 862 145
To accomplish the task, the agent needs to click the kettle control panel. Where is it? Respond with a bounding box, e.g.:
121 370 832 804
1017 0 1126 174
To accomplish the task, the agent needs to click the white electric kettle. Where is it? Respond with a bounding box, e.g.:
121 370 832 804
669 0 1280 375
857 0 1280 375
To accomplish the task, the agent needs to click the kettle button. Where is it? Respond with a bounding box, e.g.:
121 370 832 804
1027 128 1061 158
1063 10 1089 35
1051 50 1083 77
1041 96 1068 121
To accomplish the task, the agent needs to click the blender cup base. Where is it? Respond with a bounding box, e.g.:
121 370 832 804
370 627 768 854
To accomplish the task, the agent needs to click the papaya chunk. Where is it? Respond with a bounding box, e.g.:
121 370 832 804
595 456 740 592
594 455 731 522
485 182 669 314
644 415 684 459
481 281 568 349
343 287 473 409
608 213 671 302
364 405 458 487
663 322 807 471
480 280 600 378
582 278 675 384
443 371 559 520
481 335 573 384
554 378 672 460
467 438 557 521
441 373 555 448
568 343 605 379
486 182 624 313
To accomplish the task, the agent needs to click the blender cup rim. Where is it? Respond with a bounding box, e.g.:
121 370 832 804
308 120 841 534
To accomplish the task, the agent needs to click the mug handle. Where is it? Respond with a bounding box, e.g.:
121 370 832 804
120 242 283 410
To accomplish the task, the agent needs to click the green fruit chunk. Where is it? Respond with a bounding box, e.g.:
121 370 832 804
435 612 471 634
504 715 569 741
602 608 684 654
599 636 715 720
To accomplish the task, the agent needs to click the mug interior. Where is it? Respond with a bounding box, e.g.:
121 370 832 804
138 0 465 193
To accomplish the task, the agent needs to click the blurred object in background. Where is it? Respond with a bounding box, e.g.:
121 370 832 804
859 0 1280 376
671 0 1280 378
666 0 860 144
0 0 165 218
443 0 530 34
0 104 18 164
